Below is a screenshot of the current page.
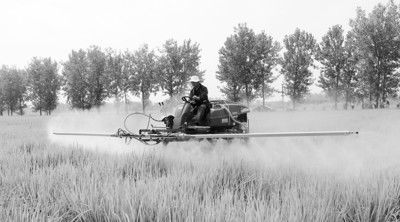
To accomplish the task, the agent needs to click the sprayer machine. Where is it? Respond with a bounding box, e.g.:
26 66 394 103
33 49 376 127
53 97 359 145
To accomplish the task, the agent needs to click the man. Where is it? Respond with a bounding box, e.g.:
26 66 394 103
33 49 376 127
186 76 210 125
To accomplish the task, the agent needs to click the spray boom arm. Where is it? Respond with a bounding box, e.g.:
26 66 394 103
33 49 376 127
53 129 358 145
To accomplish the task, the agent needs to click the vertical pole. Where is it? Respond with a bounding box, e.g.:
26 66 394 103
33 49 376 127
281 83 284 110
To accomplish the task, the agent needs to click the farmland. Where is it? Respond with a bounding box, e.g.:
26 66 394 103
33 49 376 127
1 109 400 221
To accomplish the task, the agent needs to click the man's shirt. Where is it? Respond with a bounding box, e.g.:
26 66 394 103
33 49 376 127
189 83 209 106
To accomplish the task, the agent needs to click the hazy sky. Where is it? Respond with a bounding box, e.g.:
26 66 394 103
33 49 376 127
0 0 390 100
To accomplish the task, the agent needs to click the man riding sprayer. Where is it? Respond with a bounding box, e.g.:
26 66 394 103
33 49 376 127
185 76 211 126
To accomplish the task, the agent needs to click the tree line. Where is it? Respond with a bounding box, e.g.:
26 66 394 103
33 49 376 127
218 1 400 109
63 40 202 112
0 39 203 115
0 1 399 115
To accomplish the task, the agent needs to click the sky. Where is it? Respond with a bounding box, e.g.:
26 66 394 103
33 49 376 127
0 0 391 101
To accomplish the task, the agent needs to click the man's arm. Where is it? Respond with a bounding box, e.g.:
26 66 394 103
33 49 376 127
189 88 194 99
197 86 208 102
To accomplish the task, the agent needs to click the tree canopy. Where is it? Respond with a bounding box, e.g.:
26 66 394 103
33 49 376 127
217 24 281 104
281 28 316 109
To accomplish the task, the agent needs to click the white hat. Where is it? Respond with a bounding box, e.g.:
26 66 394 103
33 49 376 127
189 76 200 83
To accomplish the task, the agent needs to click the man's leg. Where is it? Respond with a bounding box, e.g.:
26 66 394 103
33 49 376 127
183 106 198 125
194 104 207 125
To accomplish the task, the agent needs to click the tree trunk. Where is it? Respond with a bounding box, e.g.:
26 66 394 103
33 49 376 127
381 73 387 108
141 90 149 113
334 69 340 110
19 99 23 115
142 95 146 113
40 109 42 116
334 91 338 110
245 84 250 106
292 89 296 110
124 92 128 104
334 89 338 110
115 93 120 103
233 84 240 102
375 65 381 109
281 84 285 110
262 82 265 107
375 94 379 109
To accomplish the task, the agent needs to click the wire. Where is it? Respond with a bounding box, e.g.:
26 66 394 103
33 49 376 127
121 112 167 145
123 112 164 134
220 105 245 126
116 127 162 146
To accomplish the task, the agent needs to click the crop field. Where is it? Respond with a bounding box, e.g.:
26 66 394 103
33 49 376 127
1 109 400 221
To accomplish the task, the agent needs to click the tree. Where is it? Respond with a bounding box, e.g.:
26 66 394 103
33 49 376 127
105 48 124 102
316 25 346 109
217 24 258 103
63 49 90 109
121 50 135 104
63 46 109 109
0 66 27 115
342 33 359 109
158 39 204 97
130 45 158 112
350 2 400 107
254 31 281 107
217 35 243 102
27 57 60 115
0 76 5 116
217 24 281 104
281 28 316 109
86 46 108 107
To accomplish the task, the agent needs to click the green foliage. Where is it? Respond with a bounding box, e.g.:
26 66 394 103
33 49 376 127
2 0 400 112
218 24 280 103
86 46 108 107
316 25 346 109
282 28 316 109
0 66 27 115
342 33 359 109
63 49 90 109
130 44 158 112
27 57 60 115
121 50 135 104
157 39 204 97
0 75 5 115
254 31 281 106
105 48 124 101
218 24 257 102
63 46 109 109
350 1 400 107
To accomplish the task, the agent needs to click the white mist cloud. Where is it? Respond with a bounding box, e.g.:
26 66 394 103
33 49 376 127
48 106 400 176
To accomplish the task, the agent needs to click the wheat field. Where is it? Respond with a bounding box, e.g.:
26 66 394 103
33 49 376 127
1 109 400 221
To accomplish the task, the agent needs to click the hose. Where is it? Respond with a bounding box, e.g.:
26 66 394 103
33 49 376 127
123 112 163 134
219 104 249 133
220 105 245 126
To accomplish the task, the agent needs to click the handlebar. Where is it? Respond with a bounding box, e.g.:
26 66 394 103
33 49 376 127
181 96 192 103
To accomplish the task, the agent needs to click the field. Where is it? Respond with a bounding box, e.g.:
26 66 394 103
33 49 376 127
1 109 400 221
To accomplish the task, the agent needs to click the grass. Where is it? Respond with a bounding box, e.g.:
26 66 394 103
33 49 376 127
1 110 400 221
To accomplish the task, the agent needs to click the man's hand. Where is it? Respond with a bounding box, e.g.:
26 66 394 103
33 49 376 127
192 95 200 101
